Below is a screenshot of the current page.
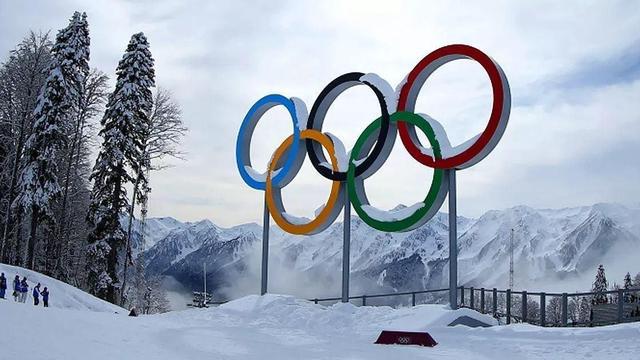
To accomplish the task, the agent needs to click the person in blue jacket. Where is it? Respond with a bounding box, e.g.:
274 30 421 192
0 273 6 299
13 275 20 302
41 287 49 307
19 277 28 303
33 283 41 306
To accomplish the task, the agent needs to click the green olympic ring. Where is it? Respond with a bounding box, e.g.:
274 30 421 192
347 112 448 232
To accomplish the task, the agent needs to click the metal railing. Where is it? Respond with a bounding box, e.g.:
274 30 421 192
208 288 450 307
459 286 640 327
310 288 449 306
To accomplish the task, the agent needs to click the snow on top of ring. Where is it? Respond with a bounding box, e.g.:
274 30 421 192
360 73 397 114
282 212 311 225
314 204 325 217
290 97 308 131
361 202 425 222
324 132 349 172
394 74 409 100
414 113 479 158
244 166 282 182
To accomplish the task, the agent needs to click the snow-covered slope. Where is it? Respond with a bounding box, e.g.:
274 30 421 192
0 293 638 359
0 263 123 313
141 203 640 296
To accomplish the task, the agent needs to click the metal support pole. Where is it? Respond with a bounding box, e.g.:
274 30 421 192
617 289 624 323
260 197 270 296
506 289 512 324
460 286 465 306
540 292 546 327
522 291 527 323
448 170 458 310
412 293 416 307
470 287 475 310
480 288 485 314
362 295 367 306
492 288 498 316
561 293 568 326
341 187 351 303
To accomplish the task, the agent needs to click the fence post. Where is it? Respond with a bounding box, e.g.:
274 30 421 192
522 291 528 323
314 298 318 305
480 288 485 314
506 289 512 324
411 292 416 307
470 287 475 310
362 295 367 307
460 286 465 306
540 292 546 327
618 289 624 323
492 288 498 316
561 293 568 326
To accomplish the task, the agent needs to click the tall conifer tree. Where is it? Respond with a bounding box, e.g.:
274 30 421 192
86 33 154 303
592 264 608 304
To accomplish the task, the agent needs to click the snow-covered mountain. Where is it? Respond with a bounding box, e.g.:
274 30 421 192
141 203 640 298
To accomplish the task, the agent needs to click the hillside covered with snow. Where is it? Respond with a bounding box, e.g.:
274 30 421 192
1 293 638 359
0 263 124 313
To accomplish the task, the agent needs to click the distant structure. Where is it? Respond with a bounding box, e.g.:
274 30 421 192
509 228 515 289
187 263 212 308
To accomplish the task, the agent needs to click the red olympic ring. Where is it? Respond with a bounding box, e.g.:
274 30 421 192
397 44 511 170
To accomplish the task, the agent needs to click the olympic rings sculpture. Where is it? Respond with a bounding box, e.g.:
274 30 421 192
236 44 511 235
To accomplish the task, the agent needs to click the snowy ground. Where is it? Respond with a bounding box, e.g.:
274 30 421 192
0 263 123 312
2 291 640 360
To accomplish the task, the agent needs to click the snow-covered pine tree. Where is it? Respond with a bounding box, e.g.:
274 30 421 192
14 12 89 270
623 272 633 302
86 33 154 304
546 296 562 325
592 264 608 304
568 297 579 324
578 296 591 324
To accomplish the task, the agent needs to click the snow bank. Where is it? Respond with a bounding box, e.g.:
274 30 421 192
0 263 123 313
218 294 497 334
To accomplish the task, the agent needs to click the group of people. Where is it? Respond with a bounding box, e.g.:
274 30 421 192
0 272 49 307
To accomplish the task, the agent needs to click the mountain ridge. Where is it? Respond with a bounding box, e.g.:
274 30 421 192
134 202 640 299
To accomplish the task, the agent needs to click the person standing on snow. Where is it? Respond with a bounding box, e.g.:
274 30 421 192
19 277 28 303
33 283 41 306
41 287 49 308
13 275 20 301
0 273 7 299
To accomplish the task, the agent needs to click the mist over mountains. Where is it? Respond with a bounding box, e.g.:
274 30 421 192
131 203 640 301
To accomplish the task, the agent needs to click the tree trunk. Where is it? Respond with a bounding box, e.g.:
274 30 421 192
55 108 86 278
120 176 140 306
27 204 38 269
13 211 24 266
0 106 29 262
106 166 124 305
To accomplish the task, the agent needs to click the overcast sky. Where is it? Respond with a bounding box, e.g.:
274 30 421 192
1 1 639 226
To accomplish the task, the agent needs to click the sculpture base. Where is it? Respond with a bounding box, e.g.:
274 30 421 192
374 330 437 347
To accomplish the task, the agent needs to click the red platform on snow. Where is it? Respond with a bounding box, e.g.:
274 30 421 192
374 330 438 347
